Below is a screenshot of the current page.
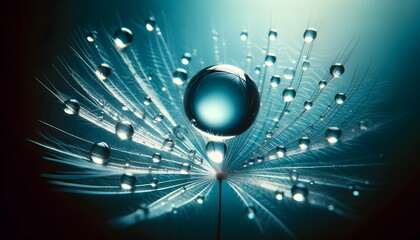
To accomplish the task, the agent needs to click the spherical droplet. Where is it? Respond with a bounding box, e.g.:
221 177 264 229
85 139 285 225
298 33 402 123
265 131 273 139
304 101 313 110
358 120 368 131
184 64 260 139
154 113 164 123
283 87 296 102
319 80 327 89
173 125 188 140
113 27 133 50
86 31 97 42
152 153 162 164
275 145 286 158
330 63 345 78
290 170 299 181
120 173 136 190
268 29 278 41
143 96 152 106
291 184 308 202
270 75 281 87
145 16 157 31
181 52 192 65
246 206 256 219
335 93 347 104
256 156 264 162
325 127 342 144
172 68 188 86
180 163 191 174
192 155 203 165
302 60 311 71
303 28 317 42
205 141 227 163
150 178 159 187
246 54 252 62
240 30 248 41
115 120 134 140
163 138 174 151
299 137 310 150
90 142 111 165
283 67 295 80
63 99 80 115
255 66 261 75
197 196 204 204
95 63 111 81
265 54 276 66
275 191 284 200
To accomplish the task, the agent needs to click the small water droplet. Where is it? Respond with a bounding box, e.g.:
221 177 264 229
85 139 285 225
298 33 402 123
63 99 80 115
90 142 111 165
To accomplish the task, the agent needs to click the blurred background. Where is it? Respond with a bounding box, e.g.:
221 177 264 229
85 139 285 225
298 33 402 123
2 0 419 239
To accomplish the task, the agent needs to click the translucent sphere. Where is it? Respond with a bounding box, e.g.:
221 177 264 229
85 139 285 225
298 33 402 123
265 54 276 66
304 101 313 110
86 31 97 42
180 163 191 174
358 120 368 131
246 54 252 62
240 31 248 41
255 66 261 75
205 141 227 163
330 63 345 78
145 17 157 31
150 178 159 187
325 127 342 144
115 120 134 140
335 93 347 104
290 170 299 181
283 87 296 102
291 184 308 202
299 137 310 150
63 99 80 115
196 196 204 204
192 155 203 165
151 153 162 164
154 113 164 123
181 52 192 65
143 96 152 106
95 63 111 81
268 29 278 41
283 67 295 80
173 125 188 140
163 138 174 150
120 173 136 190
113 27 133 50
302 60 311 71
256 156 264 163
270 75 281 87
303 28 317 42
183 64 260 139
90 142 111 165
275 191 284 200
275 145 286 158
172 68 188 86
246 206 256 219
319 80 327 89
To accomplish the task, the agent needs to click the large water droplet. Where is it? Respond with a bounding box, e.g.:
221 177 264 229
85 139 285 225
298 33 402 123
184 64 260 139
270 75 281 87
120 173 136 190
335 93 346 104
325 127 342 144
205 141 227 163
330 63 345 78
180 163 191 174
163 138 174 150
268 29 278 41
181 52 192 65
90 142 111 165
63 99 80 115
115 120 134 140
113 27 133 50
291 184 308 202
145 17 157 31
283 87 296 102
283 67 295 80
95 63 111 81
172 68 188 86
303 28 317 42
265 54 276 66
298 137 310 150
